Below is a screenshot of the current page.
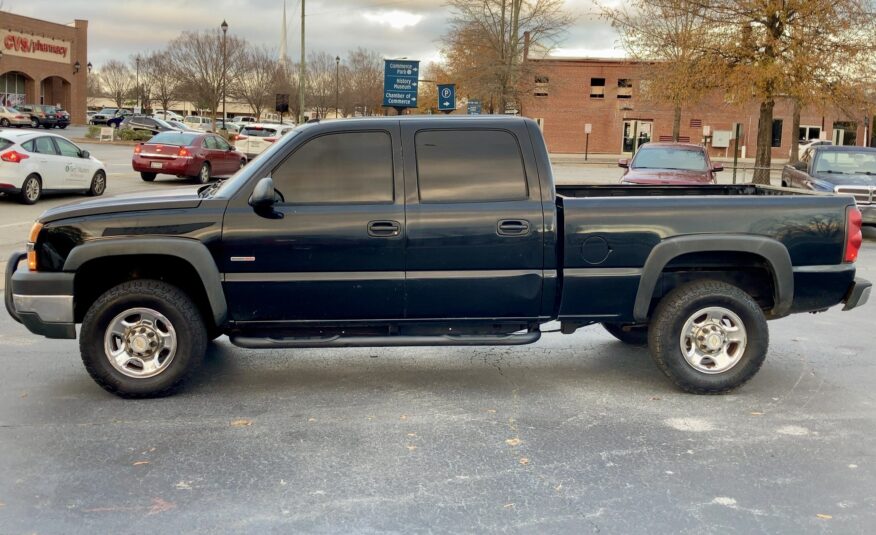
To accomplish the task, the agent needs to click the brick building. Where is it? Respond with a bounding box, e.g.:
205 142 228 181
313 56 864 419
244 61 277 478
520 57 874 158
0 11 89 123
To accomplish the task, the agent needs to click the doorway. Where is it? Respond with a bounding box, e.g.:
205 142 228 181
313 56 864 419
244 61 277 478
622 120 652 154
832 122 857 146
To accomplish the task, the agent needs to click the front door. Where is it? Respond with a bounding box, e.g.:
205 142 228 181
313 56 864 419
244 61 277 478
221 125 406 323
400 121 545 321
621 120 652 154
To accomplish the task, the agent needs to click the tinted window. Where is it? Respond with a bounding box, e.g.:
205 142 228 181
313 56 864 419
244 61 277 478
415 130 527 203
242 126 278 137
149 132 200 146
204 136 219 149
55 137 81 158
215 137 231 150
632 147 707 171
34 137 59 155
272 131 393 204
0 138 12 151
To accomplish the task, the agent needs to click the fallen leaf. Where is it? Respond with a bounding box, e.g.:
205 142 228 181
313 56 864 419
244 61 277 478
485 409 497 414
407 433 417 437
503 503 514 508
20 392 27 398
750 412 764 416
519 457 530 465
230 419 252 428
406 444 418 451
132 460 150 466
505 438 522 447
307 418 317 422
816 514 832 520
174 481 192 490
650 396 661 401
399 415 408 420
147 497 176 515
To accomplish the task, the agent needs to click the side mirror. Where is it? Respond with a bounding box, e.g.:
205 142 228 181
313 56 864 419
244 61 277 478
618 158 630 169
80 150 90 159
712 163 724 172
249 177 276 208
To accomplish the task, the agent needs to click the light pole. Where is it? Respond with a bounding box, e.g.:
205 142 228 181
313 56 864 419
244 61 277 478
335 55 340 118
135 55 140 112
221 19 228 129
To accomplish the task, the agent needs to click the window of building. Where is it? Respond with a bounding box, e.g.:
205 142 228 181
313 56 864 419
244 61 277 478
798 126 821 142
534 76 549 97
0 72 27 108
771 119 783 147
415 129 528 203
617 79 633 99
590 78 605 99
272 131 394 204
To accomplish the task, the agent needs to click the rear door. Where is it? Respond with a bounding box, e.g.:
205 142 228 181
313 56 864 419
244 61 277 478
27 136 66 189
401 121 545 320
222 123 406 322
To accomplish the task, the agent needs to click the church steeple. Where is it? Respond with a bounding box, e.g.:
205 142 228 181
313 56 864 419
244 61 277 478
279 0 289 67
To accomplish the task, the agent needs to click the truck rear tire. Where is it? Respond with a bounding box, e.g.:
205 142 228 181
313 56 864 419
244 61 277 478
79 280 207 398
602 323 648 346
648 280 768 394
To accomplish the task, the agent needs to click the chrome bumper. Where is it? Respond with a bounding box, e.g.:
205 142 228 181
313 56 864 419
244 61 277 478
4 251 76 339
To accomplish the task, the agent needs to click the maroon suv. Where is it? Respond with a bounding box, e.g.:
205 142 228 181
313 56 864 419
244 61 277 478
619 142 722 185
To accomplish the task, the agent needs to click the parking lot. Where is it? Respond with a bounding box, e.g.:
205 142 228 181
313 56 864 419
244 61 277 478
1 128 875 533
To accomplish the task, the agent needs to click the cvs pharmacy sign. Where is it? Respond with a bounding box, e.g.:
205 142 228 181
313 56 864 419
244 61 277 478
1 29 71 64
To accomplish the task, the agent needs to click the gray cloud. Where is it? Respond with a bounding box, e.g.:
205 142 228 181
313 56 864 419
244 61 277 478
3 0 621 67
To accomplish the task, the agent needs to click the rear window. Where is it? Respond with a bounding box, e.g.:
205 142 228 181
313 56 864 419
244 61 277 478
632 147 707 171
242 126 278 137
0 138 13 151
149 132 200 146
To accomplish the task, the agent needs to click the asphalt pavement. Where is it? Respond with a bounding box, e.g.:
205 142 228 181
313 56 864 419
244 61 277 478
1 125 875 533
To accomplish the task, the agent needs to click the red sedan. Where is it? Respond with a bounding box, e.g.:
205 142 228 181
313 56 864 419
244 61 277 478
132 131 246 183
619 142 722 185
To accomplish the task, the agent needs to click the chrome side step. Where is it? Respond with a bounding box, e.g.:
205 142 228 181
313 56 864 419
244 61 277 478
229 331 541 349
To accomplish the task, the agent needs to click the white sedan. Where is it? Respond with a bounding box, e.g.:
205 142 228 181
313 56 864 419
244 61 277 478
0 130 107 204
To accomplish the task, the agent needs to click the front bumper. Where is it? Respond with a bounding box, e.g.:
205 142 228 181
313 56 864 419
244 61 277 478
4 252 76 339
843 277 872 311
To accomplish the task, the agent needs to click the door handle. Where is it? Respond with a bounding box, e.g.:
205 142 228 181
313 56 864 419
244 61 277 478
367 220 401 237
497 219 531 236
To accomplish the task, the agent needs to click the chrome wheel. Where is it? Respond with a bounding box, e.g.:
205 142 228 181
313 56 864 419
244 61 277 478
679 306 747 374
24 177 40 202
103 307 178 379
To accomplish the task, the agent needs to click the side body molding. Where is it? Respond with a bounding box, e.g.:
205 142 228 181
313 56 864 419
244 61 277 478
64 237 228 326
633 234 794 322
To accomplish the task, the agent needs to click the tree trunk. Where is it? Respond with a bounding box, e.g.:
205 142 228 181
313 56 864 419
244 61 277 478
789 99 801 163
672 103 682 142
753 98 774 185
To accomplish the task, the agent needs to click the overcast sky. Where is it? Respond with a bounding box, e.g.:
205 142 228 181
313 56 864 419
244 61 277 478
3 0 624 67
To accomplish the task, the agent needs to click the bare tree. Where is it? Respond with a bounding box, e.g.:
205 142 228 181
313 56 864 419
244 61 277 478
99 60 134 109
306 51 337 119
443 0 573 113
234 45 279 120
147 50 183 114
345 48 383 116
168 29 246 129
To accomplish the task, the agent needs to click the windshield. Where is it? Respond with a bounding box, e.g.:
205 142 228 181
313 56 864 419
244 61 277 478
241 126 278 137
153 118 174 129
148 132 201 146
814 151 876 175
632 147 708 171
98 108 117 114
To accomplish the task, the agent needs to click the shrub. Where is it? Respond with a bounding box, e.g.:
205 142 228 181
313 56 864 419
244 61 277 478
86 125 100 139
119 129 154 142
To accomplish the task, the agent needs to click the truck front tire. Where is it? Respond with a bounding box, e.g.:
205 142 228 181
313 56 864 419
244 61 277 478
79 280 207 398
648 280 768 394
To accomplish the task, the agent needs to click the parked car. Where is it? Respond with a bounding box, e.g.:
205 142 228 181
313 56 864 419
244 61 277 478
0 130 106 204
233 123 295 159
231 116 256 125
86 110 97 121
90 108 130 126
47 107 70 129
5 116 869 398
214 119 240 134
183 116 213 132
0 106 31 128
619 142 721 185
152 110 184 122
165 120 199 132
120 115 178 135
131 130 246 184
782 145 876 226
15 104 59 129
791 139 832 160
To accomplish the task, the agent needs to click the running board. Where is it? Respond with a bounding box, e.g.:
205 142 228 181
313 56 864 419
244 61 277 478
229 331 541 349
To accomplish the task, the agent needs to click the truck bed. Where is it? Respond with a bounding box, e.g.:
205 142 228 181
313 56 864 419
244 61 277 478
556 184 811 198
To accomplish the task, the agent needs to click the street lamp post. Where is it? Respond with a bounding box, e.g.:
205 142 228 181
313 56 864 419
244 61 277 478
335 55 340 118
221 20 229 129
135 55 140 112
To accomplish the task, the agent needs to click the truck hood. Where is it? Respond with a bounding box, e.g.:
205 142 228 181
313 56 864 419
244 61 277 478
622 168 713 185
812 172 876 187
39 188 203 224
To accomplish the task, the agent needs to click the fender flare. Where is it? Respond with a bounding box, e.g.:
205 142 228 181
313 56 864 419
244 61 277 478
633 234 793 322
64 237 227 326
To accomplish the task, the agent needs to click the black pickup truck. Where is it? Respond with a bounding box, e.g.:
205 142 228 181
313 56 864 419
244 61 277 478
5 116 871 398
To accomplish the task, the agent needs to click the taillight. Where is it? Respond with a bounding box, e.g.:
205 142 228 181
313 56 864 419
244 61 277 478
178 147 190 157
234 134 247 141
133 144 142 154
1 150 29 163
844 206 863 263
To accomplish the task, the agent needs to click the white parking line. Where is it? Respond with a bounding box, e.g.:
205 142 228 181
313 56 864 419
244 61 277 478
0 221 31 230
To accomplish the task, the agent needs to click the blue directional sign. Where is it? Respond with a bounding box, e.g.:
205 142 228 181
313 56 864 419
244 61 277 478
467 99 482 115
437 84 456 111
383 59 420 108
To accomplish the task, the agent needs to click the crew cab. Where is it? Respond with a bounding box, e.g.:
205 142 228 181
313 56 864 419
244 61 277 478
5 116 871 398
782 145 876 226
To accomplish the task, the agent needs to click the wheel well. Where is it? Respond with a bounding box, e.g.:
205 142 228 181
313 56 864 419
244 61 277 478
652 251 776 312
73 255 215 330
